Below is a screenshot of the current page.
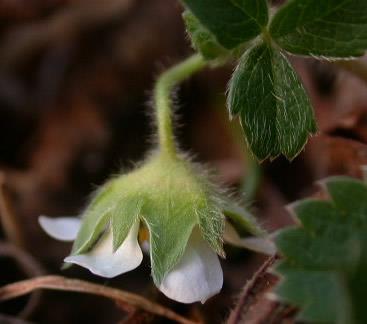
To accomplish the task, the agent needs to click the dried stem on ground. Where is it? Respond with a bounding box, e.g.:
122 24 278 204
227 256 296 324
0 242 45 319
0 313 32 324
0 276 199 324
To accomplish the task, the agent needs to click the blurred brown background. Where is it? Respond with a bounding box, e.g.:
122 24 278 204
0 0 366 323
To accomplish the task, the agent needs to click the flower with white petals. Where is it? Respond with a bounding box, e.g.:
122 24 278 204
159 228 223 303
40 216 143 278
39 153 268 304
40 215 223 303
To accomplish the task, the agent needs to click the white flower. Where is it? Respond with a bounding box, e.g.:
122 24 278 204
39 216 223 304
159 228 223 304
39 216 143 278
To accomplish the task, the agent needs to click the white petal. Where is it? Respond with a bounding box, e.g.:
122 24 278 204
39 216 81 241
224 222 276 255
159 229 223 304
64 221 142 278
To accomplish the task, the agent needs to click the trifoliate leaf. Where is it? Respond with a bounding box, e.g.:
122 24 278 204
275 176 367 323
269 0 367 58
183 10 229 61
227 42 317 161
181 0 269 49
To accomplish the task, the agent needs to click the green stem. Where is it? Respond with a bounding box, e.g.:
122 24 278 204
242 153 262 202
154 54 207 158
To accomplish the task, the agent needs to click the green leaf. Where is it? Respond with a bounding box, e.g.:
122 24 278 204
291 199 340 233
276 176 367 323
181 0 269 49
324 176 367 221
227 42 316 161
270 0 367 58
276 266 351 323
183 10 229 61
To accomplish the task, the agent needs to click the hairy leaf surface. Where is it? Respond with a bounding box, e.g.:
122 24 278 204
183 10 229 61
270 0 367 58
228 42 316 161
71 180 120 255
181 0 268 49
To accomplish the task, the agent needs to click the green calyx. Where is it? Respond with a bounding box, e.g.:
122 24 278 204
66 52 266 285
70 152 226 285
68 54 227 285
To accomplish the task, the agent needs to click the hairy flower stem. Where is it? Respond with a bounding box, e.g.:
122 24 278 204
154 54 206 158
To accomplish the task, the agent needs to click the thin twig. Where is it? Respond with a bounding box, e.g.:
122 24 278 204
0 242 45 278
0 173 25 249
335 59 367 85
227 256 277 324
227 255 297 324
0 242 45 319
0 313 32 324
0 276 198 324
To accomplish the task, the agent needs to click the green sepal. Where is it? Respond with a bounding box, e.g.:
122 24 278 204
198 203 225 258
223 201 264 237
71 180 120 255
144 213 197 285
136 155 225 284
112 198 143 252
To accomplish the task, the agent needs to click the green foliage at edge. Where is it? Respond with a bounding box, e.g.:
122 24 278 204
276 176 367 323
270 0 367 58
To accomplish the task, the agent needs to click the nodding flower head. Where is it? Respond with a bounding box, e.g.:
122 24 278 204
39 152 270 303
